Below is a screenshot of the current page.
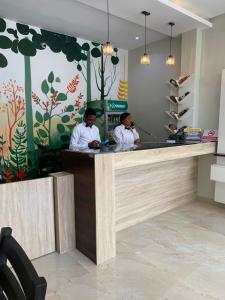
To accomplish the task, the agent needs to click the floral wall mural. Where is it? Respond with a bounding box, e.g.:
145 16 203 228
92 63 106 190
0 17 128 183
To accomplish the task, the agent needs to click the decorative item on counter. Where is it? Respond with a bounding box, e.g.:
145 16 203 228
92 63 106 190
167 126 187 141
169 75 190 88
165 108 189 120
201 129 218 141
184 127 202 141
166 91 190 104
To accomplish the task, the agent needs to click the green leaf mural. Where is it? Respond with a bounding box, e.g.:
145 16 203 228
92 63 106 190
41 80 49 94
0 18 6 32
35 111 44 123
91 47 101 58
66 105 74 112
0 53 7 68
38 129 48 138
56 93 67 102
16 23 30 35
57 124 65 133
62 115 70 123
0 16 123 183
0 36 12 49
9 121 28 179
18 38 37 56
33 71 86 149
48 71 54 83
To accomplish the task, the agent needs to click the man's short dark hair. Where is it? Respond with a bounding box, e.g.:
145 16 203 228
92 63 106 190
84 108 96 117
120 112 130 123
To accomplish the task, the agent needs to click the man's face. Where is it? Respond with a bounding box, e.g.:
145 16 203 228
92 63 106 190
85 115 96 127
122 115 133 127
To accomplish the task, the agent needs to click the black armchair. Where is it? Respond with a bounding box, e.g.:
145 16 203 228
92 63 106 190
0 227 47 300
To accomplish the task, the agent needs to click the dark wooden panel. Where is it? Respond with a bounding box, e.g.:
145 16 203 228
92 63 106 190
62 151 96 263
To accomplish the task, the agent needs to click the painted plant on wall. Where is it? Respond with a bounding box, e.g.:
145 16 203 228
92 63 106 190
33 72 86 148
0 17 127 183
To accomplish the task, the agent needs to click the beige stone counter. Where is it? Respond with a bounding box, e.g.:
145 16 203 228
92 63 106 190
62 142 216 264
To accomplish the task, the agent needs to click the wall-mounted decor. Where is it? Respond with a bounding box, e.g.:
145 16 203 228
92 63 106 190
0 18 128 183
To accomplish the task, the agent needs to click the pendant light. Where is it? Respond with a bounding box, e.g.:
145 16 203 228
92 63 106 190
140 11 151 65
166 22 175 65
102 0 114 55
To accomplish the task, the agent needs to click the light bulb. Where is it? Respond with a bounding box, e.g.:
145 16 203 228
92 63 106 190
140 53 150 65
166 55 175 65
102 42 114 55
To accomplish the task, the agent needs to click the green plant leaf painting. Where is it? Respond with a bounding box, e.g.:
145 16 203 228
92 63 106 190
0 16 126 184
0 18 6 32
0 53 7 67
18 38 37 56
0 36 12 49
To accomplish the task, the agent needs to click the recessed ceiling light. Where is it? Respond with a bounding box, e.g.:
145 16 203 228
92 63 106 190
135 36 139 40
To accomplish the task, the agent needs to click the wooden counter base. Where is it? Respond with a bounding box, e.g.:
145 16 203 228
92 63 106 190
62 142 216 265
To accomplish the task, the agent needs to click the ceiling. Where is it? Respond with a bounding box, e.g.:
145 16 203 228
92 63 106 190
77 0 212 36
0 0 224 50
171 0 225 19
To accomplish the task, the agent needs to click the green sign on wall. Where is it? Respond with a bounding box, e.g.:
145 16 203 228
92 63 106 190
106 100 128 112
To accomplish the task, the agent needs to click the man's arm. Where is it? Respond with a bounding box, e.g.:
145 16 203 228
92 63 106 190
132 128 141 144
113 127 123 144
69 125 81 149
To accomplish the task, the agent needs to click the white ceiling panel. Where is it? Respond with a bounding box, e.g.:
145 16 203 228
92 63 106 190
77 0 212 36
171 0 225 19
0 0 166 50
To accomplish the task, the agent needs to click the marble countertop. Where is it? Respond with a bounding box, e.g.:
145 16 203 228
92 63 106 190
67 141 215 155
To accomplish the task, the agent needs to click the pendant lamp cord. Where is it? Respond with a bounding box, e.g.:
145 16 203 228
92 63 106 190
107 0 110 42
170 24 172 55
145 14 147 53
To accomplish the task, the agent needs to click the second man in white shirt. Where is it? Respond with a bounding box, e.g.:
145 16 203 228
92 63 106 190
113 112 140 144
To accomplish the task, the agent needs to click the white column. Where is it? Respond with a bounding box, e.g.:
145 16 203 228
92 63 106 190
211 69 225 203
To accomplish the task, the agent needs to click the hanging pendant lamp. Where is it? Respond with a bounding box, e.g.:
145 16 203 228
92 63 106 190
140 11 151 65
166 22 175 65
102 0 114 55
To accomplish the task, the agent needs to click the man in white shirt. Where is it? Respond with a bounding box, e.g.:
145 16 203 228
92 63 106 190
113 112 141 144
69 108 101 150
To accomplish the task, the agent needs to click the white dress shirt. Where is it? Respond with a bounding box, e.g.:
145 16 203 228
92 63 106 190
69 122 101 150
113 124 140 144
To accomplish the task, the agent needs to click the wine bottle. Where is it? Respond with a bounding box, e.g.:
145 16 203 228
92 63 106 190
168 91 190 104
178 91 190 102
169 75 190 88
178 108 189 118
178 75 190 85
169 96 178 104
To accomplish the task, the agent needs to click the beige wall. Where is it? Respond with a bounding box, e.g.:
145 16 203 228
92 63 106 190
128 37 181 141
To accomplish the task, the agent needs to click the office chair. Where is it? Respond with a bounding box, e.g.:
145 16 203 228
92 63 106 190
0 227 47 300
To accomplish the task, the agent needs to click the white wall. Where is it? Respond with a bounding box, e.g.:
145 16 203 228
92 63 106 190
128 37 181 141
199 14 225 129
197 14 225 200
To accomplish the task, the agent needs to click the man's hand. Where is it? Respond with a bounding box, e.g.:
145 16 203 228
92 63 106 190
134 139 141 144
88 140 101 148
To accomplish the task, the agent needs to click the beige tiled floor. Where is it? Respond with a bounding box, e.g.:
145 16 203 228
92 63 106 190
33 200 225 300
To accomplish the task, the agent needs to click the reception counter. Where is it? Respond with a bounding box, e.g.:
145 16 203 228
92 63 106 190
62 142 216 264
